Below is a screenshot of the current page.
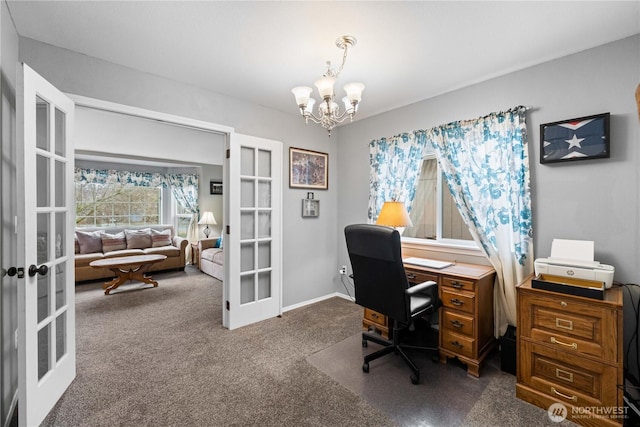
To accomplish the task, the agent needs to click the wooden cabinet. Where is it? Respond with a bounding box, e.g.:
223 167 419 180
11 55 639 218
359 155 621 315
516 277 623 427
361 260 496 377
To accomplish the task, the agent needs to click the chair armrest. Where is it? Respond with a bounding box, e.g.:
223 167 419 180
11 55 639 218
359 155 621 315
198 238 218 251
173 236 188 250
406 280 437 295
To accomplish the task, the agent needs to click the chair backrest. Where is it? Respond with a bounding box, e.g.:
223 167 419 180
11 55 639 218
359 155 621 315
344 224 410 323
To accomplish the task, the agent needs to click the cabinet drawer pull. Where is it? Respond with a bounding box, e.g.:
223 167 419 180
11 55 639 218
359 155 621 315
450 320 464 328
550 337 577 350
555 318 573 330
551 387 577 402
407 273 416 280
450 340 464 349
451 281 464 289
555 368 574 383
450 298 464 306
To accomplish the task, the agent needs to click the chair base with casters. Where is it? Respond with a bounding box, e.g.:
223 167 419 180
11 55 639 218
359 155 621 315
361 318 439 385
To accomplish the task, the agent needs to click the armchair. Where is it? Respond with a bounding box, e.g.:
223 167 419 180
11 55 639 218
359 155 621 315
344 224 439 384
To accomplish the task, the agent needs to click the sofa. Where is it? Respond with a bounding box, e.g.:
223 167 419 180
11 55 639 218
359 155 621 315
198 237 224 281
74 224 188 282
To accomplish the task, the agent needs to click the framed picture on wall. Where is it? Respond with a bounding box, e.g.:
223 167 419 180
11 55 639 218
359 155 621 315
301 199 319 218
540 112 610 164
289 147 328 190
210 180 223 195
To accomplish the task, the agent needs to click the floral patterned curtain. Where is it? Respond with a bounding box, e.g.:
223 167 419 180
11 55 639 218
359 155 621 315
419 106 533 336
368 132 427 222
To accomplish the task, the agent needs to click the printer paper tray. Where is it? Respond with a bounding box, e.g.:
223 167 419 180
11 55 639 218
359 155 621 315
531 274 605 300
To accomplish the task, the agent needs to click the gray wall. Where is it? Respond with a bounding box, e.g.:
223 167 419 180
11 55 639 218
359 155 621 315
1 1 19 424
336 35 640 286
19 37 340 309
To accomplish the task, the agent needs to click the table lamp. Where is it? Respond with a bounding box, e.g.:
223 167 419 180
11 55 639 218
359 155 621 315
376 201 413 229
198 211 217 238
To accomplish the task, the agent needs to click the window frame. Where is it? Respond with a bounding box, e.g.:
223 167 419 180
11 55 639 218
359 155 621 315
171 189 194 239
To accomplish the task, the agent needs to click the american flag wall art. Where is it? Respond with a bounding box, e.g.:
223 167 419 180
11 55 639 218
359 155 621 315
540 112 610 164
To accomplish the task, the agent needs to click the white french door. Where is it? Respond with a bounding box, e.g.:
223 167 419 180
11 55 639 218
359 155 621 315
17 64 76 426
224 133 282 330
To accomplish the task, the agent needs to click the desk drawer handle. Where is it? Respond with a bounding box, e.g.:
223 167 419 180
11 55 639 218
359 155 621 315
450 320 464 328
450 298 464 306
555 318 573 331
407 273 416 280
550 337 577 350
450 340 464 349
556 368 574 383
370 313 379 319
551 387 577 402
451 281 464 289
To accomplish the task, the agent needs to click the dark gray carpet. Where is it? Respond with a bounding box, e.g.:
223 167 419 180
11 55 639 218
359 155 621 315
42 266 394 427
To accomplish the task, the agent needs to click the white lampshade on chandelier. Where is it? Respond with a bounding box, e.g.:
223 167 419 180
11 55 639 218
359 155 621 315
291 35 365 137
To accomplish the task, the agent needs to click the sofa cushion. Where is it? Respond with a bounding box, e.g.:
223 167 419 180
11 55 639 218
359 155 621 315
101 231 127 253
151 228 172 247
75 236 80 254
125 228 152 249
75 252 105 268
76 230 103 254
104 249 145 258
144 246 181 257
201 248 224 265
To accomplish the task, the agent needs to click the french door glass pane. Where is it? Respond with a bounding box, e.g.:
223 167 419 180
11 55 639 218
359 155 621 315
258 271 271 300
37 212 50 265
240 243 254 272
55 161 65 207
241 146 254 175
55 107 65 156
240 179 254 207
38 325 50 380
35 96 49 150
258 212 271 238
37 274 50 323
55 263 66 310
36 155 49 207
56 313 66 362
258 181 271 207
258 242 271 269
258 149 271 177
240 212 254 240
240 275 254 304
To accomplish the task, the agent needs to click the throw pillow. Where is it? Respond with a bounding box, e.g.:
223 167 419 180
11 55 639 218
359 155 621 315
125 228 152 249
151 229 172 247
74 236 80 254
75 230 103 254
101 232 127 253
216 235 224 249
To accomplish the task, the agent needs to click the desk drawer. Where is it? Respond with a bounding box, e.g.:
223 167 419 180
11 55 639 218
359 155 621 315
441 288 475 314
442 276 475 292
441 329 475 359
405 269 438 286
363 308 387 327
442 309 474 337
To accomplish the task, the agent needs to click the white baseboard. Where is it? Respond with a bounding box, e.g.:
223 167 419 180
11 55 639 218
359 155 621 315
282 292 355 313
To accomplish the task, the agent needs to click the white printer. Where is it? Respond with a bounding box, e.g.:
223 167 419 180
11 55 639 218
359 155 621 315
534 239 615 289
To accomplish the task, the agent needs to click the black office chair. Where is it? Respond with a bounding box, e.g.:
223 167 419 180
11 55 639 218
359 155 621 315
345 223 439 385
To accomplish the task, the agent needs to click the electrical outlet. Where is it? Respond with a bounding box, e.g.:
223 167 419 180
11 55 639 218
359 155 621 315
339 266 347 275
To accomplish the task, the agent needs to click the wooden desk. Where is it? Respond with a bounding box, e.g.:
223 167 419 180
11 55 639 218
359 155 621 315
362 260 496 377
89 254 167 295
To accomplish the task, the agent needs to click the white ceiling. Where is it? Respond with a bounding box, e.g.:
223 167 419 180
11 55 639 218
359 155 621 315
7 1 640 123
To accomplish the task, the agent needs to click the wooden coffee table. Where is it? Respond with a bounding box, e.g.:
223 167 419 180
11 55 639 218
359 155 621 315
89 254 167 295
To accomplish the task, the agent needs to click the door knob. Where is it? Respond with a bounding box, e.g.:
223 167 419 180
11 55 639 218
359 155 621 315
6 267 25 278
28 264 48 277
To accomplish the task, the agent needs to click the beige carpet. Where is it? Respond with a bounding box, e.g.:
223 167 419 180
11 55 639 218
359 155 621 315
42 266 394 427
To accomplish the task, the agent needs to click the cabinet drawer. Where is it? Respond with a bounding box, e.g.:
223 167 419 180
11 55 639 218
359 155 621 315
441 288 475 314
441 330 475 359
442 309 474 336
519 290 618 362
442 276 475 292
405 269 438 286
363 308 387 326
519 340 619 408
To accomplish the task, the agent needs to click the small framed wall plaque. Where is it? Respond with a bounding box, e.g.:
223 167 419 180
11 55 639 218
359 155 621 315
540 112 610 164
301 199 319 218
210 180 223 195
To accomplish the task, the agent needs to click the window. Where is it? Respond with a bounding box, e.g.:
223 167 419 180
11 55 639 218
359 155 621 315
402 155 474 244
173 192 193 238
75 183 161 227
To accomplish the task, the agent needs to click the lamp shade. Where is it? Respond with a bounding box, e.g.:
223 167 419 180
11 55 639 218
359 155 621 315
344 82 365 103
314 76 336 99
376 201 413 228
198 211 217 226
291 86 313 107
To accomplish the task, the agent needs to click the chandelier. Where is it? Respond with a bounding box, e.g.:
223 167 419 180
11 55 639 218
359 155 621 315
291 35 365 137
